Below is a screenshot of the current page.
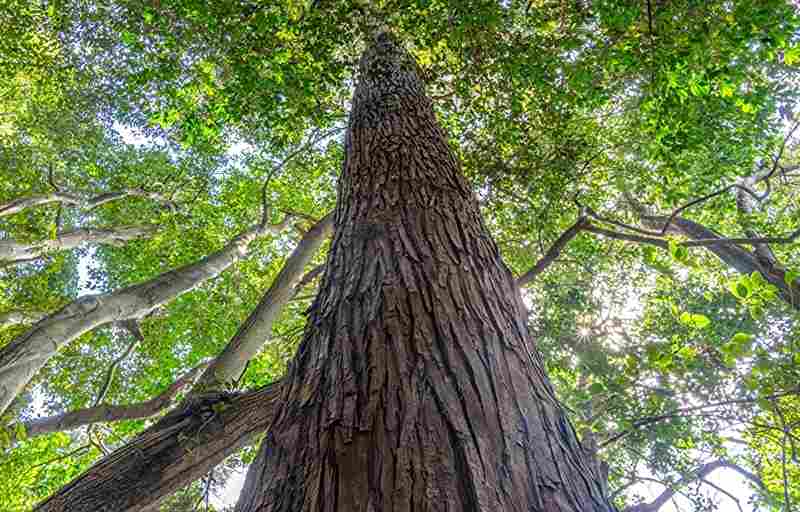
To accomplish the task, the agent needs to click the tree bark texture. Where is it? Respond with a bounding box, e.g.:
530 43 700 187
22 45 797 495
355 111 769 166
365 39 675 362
35 382 283 512
235 32 614 512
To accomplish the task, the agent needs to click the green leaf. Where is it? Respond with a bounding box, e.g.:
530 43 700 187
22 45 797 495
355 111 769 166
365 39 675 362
588 382 605 394
679 312 710 329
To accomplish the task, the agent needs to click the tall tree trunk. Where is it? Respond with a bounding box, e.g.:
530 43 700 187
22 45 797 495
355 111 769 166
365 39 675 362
235 32 613 512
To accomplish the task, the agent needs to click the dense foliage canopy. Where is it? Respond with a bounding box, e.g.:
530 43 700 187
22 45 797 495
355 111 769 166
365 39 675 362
1 0 799 511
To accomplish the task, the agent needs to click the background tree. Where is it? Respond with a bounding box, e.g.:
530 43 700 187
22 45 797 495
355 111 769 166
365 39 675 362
1 1 799 511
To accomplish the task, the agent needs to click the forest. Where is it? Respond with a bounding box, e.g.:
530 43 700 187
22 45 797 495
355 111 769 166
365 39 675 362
0 1 799 511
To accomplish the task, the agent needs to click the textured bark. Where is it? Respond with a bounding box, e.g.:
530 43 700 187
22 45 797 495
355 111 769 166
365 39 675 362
36 382 283 512
0 220 288 417
13 363 206 439
236 32 613 512
0 225 156 263
197 213 334 391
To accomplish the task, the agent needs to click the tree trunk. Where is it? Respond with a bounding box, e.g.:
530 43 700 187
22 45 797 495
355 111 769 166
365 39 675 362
235 32 614 512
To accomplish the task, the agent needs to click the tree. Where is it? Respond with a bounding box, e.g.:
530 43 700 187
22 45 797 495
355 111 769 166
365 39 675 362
2 1 800 511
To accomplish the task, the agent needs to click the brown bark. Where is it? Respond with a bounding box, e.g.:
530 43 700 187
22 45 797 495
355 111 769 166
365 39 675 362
235 32 614 512
35 382 283 512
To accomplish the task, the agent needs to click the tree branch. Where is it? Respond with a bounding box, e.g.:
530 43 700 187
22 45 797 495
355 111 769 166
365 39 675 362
0 225 157 263
622 459 766 512
35 381 284 512
516 215 589 286
0 217 292 418
195 213 333 391
0 188 177 219
12 363 208 440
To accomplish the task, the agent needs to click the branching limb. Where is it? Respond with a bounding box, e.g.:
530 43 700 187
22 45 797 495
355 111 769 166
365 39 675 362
0 188 177 219
196 212 334 391
35 381 284 512
0 225 158 264
602 387 800 448
622 459 766 512
516 215 589 286
0 217 294 417
0 310 46 327
11 362 208 440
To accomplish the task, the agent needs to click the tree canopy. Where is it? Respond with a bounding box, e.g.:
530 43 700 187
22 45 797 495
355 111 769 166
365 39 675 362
1 1 799 511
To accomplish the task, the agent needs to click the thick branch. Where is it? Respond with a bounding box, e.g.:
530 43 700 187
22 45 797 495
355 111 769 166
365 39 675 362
13 363 207 440
0 310 46 327
35 381 283 512
196 213 333 390
0 189 176 218
0 225 157 263
0 218 290 417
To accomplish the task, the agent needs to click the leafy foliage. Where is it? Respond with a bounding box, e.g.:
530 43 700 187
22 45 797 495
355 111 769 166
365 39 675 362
1 0 799 511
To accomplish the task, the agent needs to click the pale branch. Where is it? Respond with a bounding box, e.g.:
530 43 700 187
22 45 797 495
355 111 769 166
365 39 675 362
196 212 334 391
36 381 284 512
12 363 207 440
699 478 745 512
37 213 330 510
622 459 766 512
626 193 800 308
0 188 176 218
516 216 589 286
0 225 157 263
0 216 292 417
295 263 326 291
582 224 669 249
0 310 46 327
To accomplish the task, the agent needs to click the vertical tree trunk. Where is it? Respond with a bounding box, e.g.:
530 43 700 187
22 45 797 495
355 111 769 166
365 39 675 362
236 32 614 512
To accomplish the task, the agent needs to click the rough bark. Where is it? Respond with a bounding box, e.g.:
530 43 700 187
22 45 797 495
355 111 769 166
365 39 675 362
0 225 156 263
236 32 613 512
196 213 334 391
35 382 284 512
11 363 206 440
0 220 288 417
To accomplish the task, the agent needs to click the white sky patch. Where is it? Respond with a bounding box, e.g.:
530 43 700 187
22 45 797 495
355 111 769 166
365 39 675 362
114 122 154 147
218 467 246 508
